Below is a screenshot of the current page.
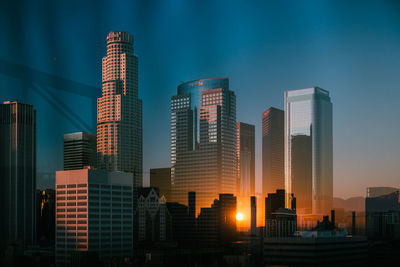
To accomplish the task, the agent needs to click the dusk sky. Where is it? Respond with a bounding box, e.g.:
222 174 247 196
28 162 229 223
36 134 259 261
1 0 399 198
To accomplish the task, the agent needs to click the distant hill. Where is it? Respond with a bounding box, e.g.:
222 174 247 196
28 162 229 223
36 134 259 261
333 196 365 211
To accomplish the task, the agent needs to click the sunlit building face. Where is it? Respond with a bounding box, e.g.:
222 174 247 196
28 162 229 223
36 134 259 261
284 87 333 215
171 78 237 215
97 31 142 186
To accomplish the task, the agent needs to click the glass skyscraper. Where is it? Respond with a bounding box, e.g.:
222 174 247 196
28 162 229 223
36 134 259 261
236 122 255 197
171 78 236 215
284 87 332 215
262 107 284 196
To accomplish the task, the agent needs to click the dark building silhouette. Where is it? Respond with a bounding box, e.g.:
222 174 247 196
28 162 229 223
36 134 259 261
36 189 55 246
265 208 297 237
265 189 296 237
166 202 195 244
150 167 172 201
264 213 368 266
365 187 400 239
133 187 170 243
0 101 36 250
197 194 237 247
262 107 284 196
250 196 257 236
63 132 96 170
188 191 196 220
236 122 255 196
162 192 196 245
265 189 295 220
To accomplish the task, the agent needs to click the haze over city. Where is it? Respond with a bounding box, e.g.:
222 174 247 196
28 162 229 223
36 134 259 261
1 0 399 200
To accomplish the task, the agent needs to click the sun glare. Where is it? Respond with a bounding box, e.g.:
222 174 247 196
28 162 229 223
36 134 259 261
236 212 244 221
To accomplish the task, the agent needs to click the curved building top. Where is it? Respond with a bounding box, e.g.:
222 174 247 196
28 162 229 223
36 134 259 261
176 77 230 147
178 77 229 95
106 31 133 45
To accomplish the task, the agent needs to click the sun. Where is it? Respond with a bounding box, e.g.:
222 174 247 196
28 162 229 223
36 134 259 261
236 212 244 221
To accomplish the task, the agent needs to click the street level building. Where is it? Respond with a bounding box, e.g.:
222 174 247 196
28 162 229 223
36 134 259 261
55 169 134 265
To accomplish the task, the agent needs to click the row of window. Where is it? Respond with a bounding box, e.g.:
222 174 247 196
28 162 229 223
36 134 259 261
57 184 87 189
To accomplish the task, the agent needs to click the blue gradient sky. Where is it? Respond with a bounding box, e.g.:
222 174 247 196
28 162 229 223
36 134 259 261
1 0 399 198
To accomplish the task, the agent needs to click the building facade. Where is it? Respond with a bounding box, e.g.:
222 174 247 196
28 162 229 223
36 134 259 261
0 101 36 250
250 196 257 236
36 189 55 246
284 87 333 215
265 190 296 237
97 31 142 186
236 122 255 197
263 236 368 266
171 78 236 214
64 132 97 170
365 187 400 239
134 187 170 242
262 107 284 196
197 194 237 247
55 169 134 265
150 168 171 201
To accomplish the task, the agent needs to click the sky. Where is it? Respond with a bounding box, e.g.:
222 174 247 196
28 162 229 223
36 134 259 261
0 0 399 198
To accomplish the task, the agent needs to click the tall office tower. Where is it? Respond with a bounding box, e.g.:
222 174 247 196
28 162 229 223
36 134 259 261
284 87 333 215
171 78 236 215
236 122 255 197
150 167 171 201
97 31 142 186
262 107 284 196
64 132 97 170
250 196 257 236
0 101 36 249
55 169 134 265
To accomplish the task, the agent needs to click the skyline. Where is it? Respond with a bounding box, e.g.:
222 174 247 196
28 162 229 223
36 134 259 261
1 0 400 198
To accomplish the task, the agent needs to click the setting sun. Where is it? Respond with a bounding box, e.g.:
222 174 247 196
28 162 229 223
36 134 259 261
236 212 244 221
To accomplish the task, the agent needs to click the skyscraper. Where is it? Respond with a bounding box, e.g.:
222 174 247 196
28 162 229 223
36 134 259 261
64 132 97 170
97 31 142 186
236 122 255 197
0 101 36 249
262 107 284 196
171 78 236 214
284 87 333 215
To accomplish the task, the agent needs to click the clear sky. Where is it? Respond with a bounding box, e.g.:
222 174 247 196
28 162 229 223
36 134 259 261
1 0 399 198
